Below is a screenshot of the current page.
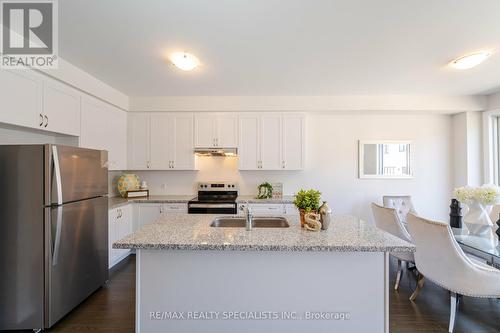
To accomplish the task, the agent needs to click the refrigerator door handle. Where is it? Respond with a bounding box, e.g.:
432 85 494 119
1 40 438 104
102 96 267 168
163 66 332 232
52 146 63 205
52 206 63 266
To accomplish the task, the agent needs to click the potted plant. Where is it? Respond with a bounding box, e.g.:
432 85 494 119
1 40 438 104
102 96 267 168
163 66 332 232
293 189 322 227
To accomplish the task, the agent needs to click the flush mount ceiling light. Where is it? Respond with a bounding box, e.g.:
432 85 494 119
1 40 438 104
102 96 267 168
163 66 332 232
170 52 200 71
449 51 492 70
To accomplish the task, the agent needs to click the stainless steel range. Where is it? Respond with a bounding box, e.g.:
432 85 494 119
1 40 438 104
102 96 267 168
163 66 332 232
188 182 238 214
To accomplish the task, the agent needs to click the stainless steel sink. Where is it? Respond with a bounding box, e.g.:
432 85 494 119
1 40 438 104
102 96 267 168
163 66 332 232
210 216 289 228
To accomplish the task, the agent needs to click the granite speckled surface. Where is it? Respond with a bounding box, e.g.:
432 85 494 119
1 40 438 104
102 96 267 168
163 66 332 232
236 195 294 204
113 214 415 252
109 195 193 209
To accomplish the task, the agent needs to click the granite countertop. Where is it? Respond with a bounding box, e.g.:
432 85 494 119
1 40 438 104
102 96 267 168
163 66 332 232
236 195 294 204
109 195 194 209
113 214 415 252
109 195 294 209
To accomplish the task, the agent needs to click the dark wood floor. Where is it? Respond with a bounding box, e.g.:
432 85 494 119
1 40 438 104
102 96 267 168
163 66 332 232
12 255 500 333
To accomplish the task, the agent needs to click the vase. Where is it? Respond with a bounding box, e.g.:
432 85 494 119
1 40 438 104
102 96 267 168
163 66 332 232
117 173 140 198
463 200 498 247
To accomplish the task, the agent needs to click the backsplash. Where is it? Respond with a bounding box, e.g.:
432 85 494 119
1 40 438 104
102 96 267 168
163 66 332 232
108 156 302 197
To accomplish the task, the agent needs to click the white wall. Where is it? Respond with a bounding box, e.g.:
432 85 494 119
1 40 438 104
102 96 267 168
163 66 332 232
452 111 483 187
119 113 453 223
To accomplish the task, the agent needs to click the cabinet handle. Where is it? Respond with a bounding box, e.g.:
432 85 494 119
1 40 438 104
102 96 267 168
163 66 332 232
147 161 151 169
282 160 286 169
39 114 44 126
44 115 48 128
216 138 219 146
160 206 164 213
171 161 174 169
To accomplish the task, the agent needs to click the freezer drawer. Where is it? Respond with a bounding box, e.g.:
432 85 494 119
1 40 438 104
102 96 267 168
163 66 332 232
49 145 108 205
47 196 108 327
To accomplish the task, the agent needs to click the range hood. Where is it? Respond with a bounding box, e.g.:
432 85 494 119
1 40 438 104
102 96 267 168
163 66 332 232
194 148 238 157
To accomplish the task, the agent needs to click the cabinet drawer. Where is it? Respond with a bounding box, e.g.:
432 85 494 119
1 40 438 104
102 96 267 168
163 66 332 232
163 203 188 213
248 204 285 215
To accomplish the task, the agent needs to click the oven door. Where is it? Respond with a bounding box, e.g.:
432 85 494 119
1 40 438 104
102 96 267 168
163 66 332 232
188 203 237 214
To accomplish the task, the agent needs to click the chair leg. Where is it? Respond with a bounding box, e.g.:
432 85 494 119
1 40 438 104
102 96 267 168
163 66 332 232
394 259 404 291
409 272 425 301
449 292 459 333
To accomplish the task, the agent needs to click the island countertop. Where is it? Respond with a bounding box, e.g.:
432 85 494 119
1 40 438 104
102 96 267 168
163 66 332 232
113 214 415 252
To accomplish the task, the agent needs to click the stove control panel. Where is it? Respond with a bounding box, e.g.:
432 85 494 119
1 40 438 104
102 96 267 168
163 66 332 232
197 182 238 191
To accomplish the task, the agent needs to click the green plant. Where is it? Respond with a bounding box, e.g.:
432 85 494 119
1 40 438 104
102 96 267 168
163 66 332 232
293 189 321 212
257 182 273 199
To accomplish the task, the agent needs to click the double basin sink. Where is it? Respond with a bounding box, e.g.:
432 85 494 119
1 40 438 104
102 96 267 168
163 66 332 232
210 216 289 228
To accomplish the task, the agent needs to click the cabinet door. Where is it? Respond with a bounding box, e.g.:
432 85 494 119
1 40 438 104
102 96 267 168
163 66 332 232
150 113 174 169
0 69 41 128
118 205 133 239
238 114 260 170
128 113 150 170
194 114 216 147
282 114 305 170
80 98 127 171
108 209 118 268
172 114 194 170
216 114 238 148
107 107 127 170
137 204 162 229
260 114 282 170
42 79 81 136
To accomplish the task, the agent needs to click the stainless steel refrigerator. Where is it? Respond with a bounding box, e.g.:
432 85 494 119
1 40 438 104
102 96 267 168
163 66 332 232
0 144 109 331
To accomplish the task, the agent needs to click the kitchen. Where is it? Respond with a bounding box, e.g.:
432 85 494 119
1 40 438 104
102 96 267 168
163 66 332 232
1 1 500 333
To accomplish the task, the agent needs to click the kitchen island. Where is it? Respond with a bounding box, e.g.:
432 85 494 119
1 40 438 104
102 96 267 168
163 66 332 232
114 214 414 333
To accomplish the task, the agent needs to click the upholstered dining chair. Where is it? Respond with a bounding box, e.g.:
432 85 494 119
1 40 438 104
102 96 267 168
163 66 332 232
407 213 500 333
383 195 417 224
371 203 415 290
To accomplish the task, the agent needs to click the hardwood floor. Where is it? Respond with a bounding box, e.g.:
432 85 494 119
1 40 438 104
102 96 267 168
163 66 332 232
10 255 500 333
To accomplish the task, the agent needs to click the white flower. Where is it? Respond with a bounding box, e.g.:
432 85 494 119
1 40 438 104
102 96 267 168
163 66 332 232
453 184 500 206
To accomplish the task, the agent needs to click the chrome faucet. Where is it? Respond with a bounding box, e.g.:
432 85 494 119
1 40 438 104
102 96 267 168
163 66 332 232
240 204 253 231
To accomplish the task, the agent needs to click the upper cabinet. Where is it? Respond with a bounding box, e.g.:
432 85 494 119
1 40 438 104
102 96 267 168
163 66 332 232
0 69 41 128
238 113 305 170
128 113 151 170
80 96 127 170
129 113 195 170
0 68 80 136
194 113 238 148
42 78 81 136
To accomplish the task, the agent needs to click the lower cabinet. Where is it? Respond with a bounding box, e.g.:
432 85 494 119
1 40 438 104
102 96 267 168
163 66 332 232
247 203 286 215
109 205 133 269
135 203 188 230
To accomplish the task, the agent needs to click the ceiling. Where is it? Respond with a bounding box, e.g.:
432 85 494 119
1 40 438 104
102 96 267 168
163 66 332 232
59 0 500 97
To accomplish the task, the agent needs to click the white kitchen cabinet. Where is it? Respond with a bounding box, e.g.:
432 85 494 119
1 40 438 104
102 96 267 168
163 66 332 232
284 204 300 215
238 114 260 170
128 113 150 170
109 205 133 268
163 203 188 213
260 114 282 170
150 113 173 169
238 113 305 170
130 113 194 170
80 96 127 170
42 78 81 136
0 69 41 129
136 203 163 230
248 203 286 216
194 113 238 148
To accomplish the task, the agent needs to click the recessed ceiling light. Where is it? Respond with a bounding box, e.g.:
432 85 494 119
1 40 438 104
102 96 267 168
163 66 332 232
449 51 492 70
170 52 200 71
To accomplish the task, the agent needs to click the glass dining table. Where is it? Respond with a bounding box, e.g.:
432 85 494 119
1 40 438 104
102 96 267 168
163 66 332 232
453 228 500 270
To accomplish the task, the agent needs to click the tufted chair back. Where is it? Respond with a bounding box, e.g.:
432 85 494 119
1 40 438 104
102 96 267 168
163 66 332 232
383 195 416 223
